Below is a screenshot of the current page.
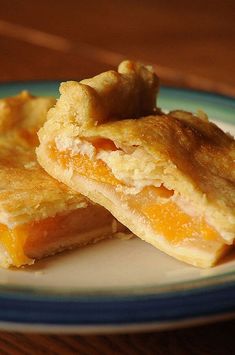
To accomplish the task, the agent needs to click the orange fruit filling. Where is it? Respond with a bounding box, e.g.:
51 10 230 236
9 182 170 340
137 194 221 244
0 224 31 267
0 214 69 267
50 141 222 246
50 143 121 186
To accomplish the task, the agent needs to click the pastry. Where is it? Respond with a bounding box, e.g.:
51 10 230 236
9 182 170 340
0 91 125 268
37 61 235 267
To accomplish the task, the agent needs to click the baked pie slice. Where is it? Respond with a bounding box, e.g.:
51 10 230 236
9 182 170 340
37 60 235 267
0 91 125 268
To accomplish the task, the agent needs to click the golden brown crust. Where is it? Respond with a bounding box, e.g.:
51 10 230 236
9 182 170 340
89 116 235 240
86 111 235 214
0 91 55 133
0 92 87 227
46 60 159 131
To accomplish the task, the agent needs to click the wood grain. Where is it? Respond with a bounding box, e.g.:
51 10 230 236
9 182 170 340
0 319 235 354
0 0 235 353
1 0 235 94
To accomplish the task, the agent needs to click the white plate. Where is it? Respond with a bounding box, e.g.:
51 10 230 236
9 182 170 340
0 82 235 333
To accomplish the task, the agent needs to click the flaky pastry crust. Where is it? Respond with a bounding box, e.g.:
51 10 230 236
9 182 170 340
0 92 87 227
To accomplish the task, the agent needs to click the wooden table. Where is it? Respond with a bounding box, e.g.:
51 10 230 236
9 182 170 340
0 0 235 353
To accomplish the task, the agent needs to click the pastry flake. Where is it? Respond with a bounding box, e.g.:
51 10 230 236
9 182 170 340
0 91 126 268
37 60 235 268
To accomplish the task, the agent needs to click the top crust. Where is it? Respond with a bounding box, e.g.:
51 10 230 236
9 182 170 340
37 61 235 241
0 92 88 228
88 111 235 212
46 60 159 129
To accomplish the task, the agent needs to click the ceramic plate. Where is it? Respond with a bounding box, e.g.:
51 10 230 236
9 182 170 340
0 82 235 334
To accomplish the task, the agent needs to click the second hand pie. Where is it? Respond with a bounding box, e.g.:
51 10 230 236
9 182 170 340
37 60 235 268
0 91 126 268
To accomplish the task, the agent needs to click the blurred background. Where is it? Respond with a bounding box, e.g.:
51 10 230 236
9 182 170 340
1 0 235 95
0 1 235 353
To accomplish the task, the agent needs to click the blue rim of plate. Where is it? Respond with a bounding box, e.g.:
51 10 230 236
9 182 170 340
0 80 235 328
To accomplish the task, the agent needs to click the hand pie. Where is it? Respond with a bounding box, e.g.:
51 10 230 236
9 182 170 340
37 60 235 268
0 91 126 268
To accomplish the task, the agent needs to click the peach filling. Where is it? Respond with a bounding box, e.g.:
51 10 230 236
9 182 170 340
0 216 64 267
50 141 120 186
132 187 221 244
0 224 31 267
143 202 220 244
50 141 222 246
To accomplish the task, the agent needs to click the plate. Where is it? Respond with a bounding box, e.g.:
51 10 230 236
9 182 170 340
0 82 235 334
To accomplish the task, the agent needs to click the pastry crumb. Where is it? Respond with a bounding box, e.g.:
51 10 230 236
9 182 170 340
114 232 134 240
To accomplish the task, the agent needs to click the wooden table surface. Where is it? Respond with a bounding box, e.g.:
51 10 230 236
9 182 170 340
0 0 235 353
